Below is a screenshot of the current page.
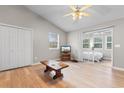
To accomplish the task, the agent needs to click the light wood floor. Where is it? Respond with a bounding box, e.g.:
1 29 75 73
0 61 124 88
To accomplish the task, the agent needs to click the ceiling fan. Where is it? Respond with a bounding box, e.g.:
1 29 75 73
64 5 92 21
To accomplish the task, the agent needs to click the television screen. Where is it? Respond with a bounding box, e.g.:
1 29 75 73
61 46 71 52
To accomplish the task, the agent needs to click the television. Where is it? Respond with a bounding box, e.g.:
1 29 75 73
60 46 71 53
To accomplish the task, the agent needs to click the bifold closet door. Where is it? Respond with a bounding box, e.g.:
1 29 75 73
17 29 33 67
0 28 10 70
9 27 19 69
10 28 33 69
0 25 33 71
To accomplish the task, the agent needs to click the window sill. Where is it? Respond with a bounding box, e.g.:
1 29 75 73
49 48 59 50
105 49 112 51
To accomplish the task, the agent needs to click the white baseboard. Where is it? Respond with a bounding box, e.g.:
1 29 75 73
112 66 124 71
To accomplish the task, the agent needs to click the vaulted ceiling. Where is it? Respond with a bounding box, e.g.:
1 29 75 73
26 5 124 32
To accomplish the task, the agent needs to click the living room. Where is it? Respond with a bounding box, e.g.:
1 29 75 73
0 3 124 91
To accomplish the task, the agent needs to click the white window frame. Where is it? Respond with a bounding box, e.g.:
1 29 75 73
93 36 103 49
105 35 112 50
48 32 59 50
83 38 90 49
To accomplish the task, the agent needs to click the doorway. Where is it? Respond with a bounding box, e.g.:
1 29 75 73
82 27 113 67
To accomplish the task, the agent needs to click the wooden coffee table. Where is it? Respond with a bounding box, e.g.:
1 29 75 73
40 60 69 79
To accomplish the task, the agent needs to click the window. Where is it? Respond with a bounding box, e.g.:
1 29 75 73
94 37 102 48
48 32 59 49
82 28 113 50
106 36 112 49
83 39 90 48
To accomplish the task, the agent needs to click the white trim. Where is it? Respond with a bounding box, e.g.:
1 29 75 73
31 30 34 64
112 66 124 71
111 27 114 67
0 22 33 31
82 25 114 34
49 48 59 50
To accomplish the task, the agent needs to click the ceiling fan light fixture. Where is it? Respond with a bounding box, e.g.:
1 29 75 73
64 5 92 21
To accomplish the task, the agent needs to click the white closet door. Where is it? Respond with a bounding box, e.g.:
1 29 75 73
16 29 25 67
9 27 19 69
17 29 33 67
0 27 10 70
23 30 33 66
9 28 33 69
0 25 33 71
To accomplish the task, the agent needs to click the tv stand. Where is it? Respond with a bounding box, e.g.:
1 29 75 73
60 52 71 61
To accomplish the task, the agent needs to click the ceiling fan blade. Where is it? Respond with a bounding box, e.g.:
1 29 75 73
80 12 90 16
63 13 73 17
79 5 92 11
70 5 77 11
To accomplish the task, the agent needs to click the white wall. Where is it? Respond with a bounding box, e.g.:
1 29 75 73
0 5 67 63
67 31 81 60
67 17 124 68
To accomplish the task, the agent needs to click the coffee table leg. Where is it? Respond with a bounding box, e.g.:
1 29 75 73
44 66 50 72
53 70 63 79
